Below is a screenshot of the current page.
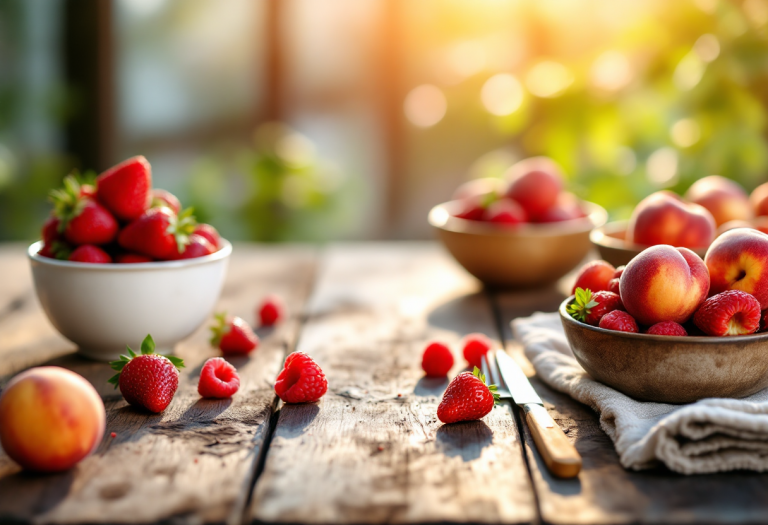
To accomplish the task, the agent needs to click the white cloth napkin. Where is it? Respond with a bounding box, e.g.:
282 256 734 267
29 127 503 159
512 312 768 474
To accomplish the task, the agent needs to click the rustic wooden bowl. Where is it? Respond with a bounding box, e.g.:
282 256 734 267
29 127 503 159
589 220 708 267
559 297 768 403
429 201 607 289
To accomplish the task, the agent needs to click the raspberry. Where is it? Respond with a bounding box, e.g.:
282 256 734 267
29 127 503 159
598 310 639 333
608 278 621 295
613 265 625 279
198 357 240 399
461 333 492 368
258 295 284 326
275 352 328 403
572 260 615 294
421 342 454 377
646 321 688 336
693 290 761 336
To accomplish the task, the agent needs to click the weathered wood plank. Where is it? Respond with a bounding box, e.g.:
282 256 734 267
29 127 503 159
0 244 317 524
494 287 768 525
249 243 537 525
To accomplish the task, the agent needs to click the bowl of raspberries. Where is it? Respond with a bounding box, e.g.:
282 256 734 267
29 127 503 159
28 156 231 361
428 156 607 288
560 228 768 403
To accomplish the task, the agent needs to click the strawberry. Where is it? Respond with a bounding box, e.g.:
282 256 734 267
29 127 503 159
647 321 688 336
613 265 626 279
96 156 152 221
198 357 240 399
108 334 184 413
453 192 496 221
598 310 639 333
258 295 284 326
38 241 72 260
461 333 492 368
49 175 118 246
115 253 153 263
608 278 621 295
151 189 181 215
69 245 112 263
483 198 527 226
572 260 615 294
42 216 61 244
567 288 621 325
168 234 215 260
421 341 454 377
194 223 220 249
274 351 328 403
437 367 500 424
210 313 259 355
693 290 761 336
79 184 97 199
118 207 196 260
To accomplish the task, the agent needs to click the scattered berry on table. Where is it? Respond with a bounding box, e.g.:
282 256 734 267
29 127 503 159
274 351 327 404
421 342 454 377
198 357 240 399
210 313 259 355
96 155 152 221
108 334 184 413
437 367 500 424
646 321 688 336
110 432 117 438
69 245 112 264
598 310 639 333
258 295 285 326
693 290 761 336
461 333 493 368
572 260 615 294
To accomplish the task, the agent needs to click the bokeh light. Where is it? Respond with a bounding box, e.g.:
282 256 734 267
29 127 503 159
525 61 573 98
670 119 701 148
404 84 447 128
590 51 633 92
480 74 524 116
646 147 679 187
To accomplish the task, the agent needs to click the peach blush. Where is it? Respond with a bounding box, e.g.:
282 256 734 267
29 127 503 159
627 191 716 249
705 228 768 309
684 175 752 227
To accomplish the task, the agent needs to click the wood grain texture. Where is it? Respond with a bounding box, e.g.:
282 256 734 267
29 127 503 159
0 244 317 524
495 287 768 525
524 405 581 479
249 243 537 525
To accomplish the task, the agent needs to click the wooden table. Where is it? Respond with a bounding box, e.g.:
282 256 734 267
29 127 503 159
1 242 767 525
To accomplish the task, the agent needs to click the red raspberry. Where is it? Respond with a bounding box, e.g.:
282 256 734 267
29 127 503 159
461 333 493 368
693 290 761 336
572 260 615 294
598 310 639 333
646 321 688 336
421 342 454 377
584 291 622 325
274 352 327 403
437 368 500 424
613 265 625 279
258 295 284 326
608 278 621 295
198 357 240 398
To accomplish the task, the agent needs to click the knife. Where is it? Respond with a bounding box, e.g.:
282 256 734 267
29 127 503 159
486 349 582 478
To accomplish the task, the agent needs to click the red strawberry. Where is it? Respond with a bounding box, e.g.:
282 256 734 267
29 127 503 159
608 278 621 295
194 223 220 249
572 260 615 294
483 198 527 225
461 333 492 368
108 335 184 413
198 357 240 399
151 189 181 215
50 176 118 246
38 242 72 260
210 313 259 355
567 288 622 325
168 234 215 260
69 245 112 263
613 265 626 279
42 216 61 244
437 367 500 424
96 156 152 221
693 290 761 336
533 192 586 223
118 207 196 260
274 351 328 403
647 321 688 336
454 192 497 221
421 342 454 377
598 310 639 333
258 295 284 326
79 184 97 199
115 253 153 263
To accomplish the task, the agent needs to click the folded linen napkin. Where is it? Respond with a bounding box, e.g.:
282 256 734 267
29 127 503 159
512 312 768 474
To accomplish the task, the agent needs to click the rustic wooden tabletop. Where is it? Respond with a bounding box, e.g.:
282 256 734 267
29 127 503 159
1 242 767 525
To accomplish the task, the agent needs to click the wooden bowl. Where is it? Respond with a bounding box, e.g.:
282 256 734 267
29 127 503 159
590 221 708 267
559 298 768 403
428 201 607 289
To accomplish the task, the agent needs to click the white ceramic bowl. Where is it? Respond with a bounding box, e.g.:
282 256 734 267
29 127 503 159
27 240 232 361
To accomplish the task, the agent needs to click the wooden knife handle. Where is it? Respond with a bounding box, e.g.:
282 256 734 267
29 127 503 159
524 404 582 478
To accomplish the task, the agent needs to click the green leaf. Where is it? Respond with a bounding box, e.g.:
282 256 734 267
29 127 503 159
141 334 155 355
127 347 137 358
568 287 596 322
166 355 185 370
107 373 120 389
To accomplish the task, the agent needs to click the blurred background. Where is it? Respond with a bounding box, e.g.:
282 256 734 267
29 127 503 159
1 0 768 242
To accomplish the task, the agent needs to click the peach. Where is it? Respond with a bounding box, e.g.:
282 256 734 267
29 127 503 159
705 228 768 309
750 182 768 217
620 245 709 325
504 157 564 217
627 191 716 249
0 367 105 472
572 260 615 294
684 175 752 226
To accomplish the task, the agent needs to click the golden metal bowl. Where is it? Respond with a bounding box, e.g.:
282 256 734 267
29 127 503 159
429 200 607 288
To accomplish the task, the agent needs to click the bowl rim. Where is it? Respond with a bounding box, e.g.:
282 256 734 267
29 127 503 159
559 296 768 343
589 220 710 254
429 200 608 237
28 239 232 271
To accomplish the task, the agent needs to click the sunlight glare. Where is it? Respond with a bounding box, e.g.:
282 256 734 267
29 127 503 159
525 61 573 98
481 74 524 116
694 34 720 63
590 51 632 92
404 85 447 128
670 119 701 148
646 147 678 187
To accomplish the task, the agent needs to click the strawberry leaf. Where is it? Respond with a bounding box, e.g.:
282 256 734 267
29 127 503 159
473 366 501 405
141 334 155 355
567 287 599 323
166 355 185 370
209 311 231 348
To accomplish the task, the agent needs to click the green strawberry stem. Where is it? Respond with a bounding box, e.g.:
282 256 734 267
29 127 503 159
49 174 86 233
567 287 599 323
209 312 232 348
472 366 501 405
166 207 198 253
108 334 184 388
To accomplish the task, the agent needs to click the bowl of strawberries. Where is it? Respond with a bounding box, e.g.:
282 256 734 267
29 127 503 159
28 156 231 361
429 157 607 288
560 228 768 403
